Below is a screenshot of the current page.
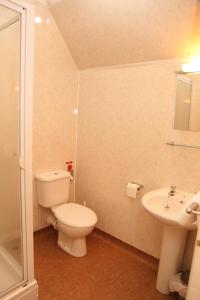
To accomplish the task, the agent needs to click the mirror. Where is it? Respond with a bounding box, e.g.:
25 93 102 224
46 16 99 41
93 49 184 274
174 72 200 131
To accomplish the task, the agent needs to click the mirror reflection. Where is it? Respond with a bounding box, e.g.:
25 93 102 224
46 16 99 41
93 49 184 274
174 72 200 132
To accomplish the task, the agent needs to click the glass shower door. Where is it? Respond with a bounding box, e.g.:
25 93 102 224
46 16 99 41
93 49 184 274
0 2 25 296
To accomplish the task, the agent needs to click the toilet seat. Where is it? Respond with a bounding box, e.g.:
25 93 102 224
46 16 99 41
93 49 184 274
52 203 97 228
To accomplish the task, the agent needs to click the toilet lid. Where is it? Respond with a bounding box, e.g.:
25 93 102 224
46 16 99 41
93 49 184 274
52 203 97 228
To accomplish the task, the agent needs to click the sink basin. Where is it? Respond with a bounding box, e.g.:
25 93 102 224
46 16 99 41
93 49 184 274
142 188 200 295
142 188 197 229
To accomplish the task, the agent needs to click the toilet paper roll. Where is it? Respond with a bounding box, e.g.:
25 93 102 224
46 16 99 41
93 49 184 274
127 182 139 198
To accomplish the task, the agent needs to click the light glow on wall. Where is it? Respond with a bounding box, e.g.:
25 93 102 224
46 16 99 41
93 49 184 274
35 16 42 24
182 57 200 73
73 108 78 115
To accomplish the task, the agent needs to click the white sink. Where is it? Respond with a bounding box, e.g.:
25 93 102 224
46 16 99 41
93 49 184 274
142 188 200 295
142 188 197 229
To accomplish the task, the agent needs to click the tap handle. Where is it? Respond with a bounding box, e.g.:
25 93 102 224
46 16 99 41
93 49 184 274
170 186 176 192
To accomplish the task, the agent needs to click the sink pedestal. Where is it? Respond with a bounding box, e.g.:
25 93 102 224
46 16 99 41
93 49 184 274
187 216 200 300
156 225 187 294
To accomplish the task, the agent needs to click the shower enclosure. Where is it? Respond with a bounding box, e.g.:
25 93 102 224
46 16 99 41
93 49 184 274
0 0 37 299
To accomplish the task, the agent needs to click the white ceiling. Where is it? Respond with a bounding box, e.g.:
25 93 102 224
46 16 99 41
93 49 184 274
49 0 200 69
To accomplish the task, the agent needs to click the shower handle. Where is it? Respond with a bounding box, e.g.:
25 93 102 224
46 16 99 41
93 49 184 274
19 155 25 170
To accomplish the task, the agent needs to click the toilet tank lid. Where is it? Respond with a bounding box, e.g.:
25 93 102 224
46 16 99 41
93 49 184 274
35 170 70 182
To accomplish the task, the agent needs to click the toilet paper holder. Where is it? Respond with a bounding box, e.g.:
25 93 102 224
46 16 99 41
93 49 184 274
131 182 144 191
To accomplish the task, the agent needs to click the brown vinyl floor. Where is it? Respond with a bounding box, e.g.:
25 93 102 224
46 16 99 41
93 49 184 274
34 227 177 300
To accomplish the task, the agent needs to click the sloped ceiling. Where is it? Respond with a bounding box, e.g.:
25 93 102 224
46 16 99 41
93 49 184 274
49 0 200 69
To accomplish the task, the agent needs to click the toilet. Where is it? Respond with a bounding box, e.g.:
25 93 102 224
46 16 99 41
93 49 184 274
35 170 97 257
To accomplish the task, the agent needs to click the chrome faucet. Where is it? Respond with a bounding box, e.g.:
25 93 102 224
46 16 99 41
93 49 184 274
168 186 176 197
165 186 176 208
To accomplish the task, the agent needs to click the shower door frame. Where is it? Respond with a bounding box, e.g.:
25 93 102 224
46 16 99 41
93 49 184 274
0 0 37 299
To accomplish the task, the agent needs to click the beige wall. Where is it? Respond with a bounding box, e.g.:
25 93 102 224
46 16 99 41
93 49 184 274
76 61 200 258
32 3 78 230
0 21 21 241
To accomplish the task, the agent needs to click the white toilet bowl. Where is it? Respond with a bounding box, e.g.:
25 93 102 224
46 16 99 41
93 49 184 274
52 203 97 257
35 170 97 257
